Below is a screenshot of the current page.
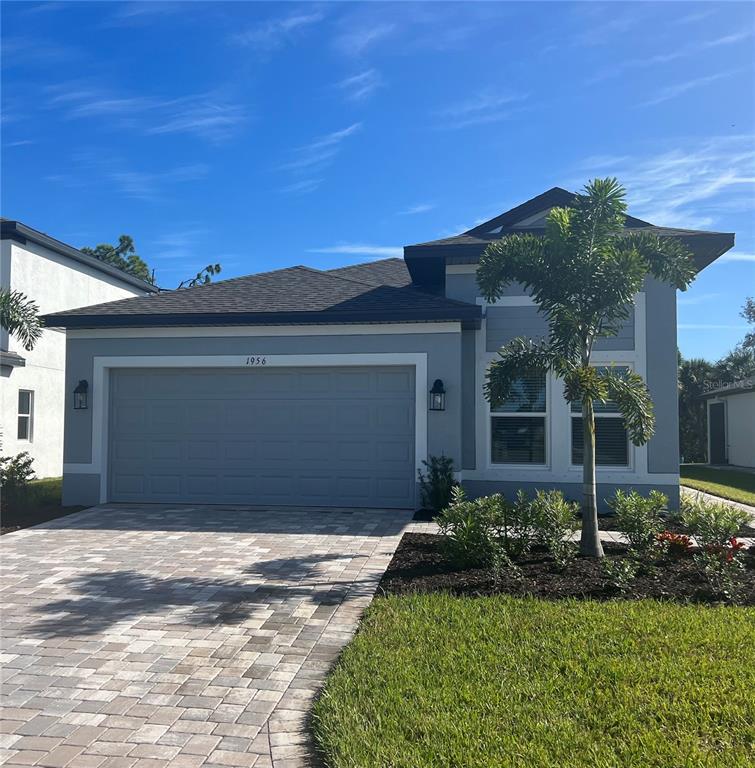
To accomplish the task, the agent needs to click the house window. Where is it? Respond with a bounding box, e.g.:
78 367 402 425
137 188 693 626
491 371 547 464
17 390 34 441
570 367 629 467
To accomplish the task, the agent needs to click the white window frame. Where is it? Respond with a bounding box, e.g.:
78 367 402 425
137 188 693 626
17 389 34 442
488 371 550 469
569 364 633 471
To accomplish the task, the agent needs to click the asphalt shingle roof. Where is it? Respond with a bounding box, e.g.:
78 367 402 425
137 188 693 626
327 258 411 287
43 261 480 329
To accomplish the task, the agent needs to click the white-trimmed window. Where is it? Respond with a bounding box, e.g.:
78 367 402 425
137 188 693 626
570 367 629 467
490 371 547 465
17 390 34 441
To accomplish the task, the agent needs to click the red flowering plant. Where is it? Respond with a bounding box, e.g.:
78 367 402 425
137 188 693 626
704 537 746 563
656 530 693 557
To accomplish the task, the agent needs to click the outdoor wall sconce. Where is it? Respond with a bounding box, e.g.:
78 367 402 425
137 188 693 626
429 379 446 411
73 380 89 410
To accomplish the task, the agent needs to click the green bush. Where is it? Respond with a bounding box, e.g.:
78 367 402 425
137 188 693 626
528 489 579 567
436 487 506 568
609 489 667 558
601 557 640 593
418 455 456 513
0 452 36 504
695 548 746 603
679 494 749 549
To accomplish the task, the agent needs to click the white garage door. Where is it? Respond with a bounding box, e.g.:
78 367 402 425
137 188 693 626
108 366 416 508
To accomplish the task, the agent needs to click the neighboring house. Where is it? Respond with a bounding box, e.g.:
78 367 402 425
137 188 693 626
1 220 156 478
43 188 734 510
702 381 755 468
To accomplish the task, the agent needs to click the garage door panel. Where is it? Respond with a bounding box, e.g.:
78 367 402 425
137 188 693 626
109 366 415 508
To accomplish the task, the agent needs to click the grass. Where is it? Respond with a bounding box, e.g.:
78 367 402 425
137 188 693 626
312 594 755 768
681 464 755 506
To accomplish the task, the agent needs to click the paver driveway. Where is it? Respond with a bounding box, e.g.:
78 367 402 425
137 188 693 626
0 505 413 768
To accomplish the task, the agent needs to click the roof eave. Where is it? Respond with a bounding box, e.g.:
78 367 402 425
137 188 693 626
42 307 483 330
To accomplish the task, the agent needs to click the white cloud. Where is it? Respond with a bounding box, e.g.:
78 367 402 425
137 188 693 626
335 69 383 102
639 71 739 107
575 135 755 229
233 9 324 51
678 292 722 306
333 22 396 57
435 90 528 130
398 203 434 215
279 178 322 195
308 244 403 258
45 83 246 142
719 252 755 263
586 29 751 85
280 123 361 172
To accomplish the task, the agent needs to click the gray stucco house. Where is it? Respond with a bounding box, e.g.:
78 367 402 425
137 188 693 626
44 188 734 510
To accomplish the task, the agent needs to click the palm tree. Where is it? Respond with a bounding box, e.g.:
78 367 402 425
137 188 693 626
477 178 696 557
0 289 43 351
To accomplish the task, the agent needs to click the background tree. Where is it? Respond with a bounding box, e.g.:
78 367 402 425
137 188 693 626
477 178 696 557
81 235 154 284
738 296 754 351
678 353 715 463
0 289 43 350
177 264 222 289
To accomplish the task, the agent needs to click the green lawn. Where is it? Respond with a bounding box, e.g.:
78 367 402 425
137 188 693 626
312 594 755 768
681 464 755 507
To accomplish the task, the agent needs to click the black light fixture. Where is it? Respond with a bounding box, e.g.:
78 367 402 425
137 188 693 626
429 379 446 411
73 380 89 410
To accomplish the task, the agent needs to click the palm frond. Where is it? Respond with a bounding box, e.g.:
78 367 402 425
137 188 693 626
618 232 696 291
476 234 546 302
602 368 656 445
0 289 43 351
484 338 564 409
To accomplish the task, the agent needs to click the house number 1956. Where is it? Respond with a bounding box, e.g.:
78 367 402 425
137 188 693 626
245 356 267 366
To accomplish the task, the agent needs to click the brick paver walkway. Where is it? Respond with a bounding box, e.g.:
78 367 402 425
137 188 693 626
0 505 413 768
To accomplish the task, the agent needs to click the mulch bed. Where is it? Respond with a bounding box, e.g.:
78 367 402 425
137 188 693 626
379 532 755 606
0 505 84 535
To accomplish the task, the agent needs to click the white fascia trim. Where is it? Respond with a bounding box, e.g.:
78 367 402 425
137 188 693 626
64 352 429 505
66 322 462 339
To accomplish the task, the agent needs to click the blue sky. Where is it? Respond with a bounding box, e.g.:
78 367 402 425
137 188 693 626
2 1 753 361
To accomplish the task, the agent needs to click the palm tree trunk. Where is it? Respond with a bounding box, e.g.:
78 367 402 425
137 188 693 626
580 397 604 557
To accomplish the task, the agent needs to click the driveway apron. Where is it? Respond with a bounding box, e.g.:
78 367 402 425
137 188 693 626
0 505 412 768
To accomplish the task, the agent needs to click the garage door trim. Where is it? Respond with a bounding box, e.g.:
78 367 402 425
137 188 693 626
71 353 428 504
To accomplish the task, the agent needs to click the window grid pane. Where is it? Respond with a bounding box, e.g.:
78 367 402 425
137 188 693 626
492 416 546 464
18 416 29 440
571 416 628 466
18 390 31 415
493 372 546 413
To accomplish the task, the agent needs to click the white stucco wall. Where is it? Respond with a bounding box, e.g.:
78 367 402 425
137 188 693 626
0 239 149 478
725 391 755 468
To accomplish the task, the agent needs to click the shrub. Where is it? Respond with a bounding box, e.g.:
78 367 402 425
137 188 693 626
695 545 746 602
499 490 537 558
600 557 640 593
418 455 456 514
608 489 667 558
0 452 35 504
529 489 579 567
679 494 749 549
656 530 693 557
436 487 505 568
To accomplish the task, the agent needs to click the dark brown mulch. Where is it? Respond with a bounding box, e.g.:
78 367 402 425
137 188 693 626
0 505 84 535
379 532 755 605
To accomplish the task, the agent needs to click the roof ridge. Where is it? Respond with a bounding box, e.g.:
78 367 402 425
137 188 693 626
295 264 379 288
